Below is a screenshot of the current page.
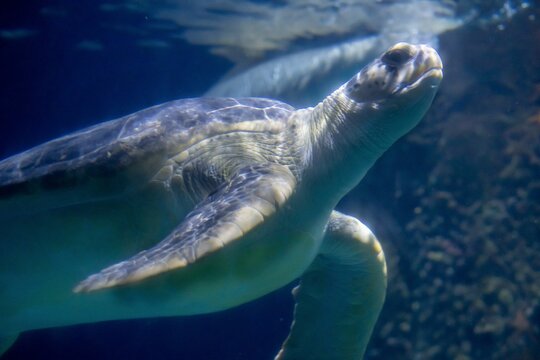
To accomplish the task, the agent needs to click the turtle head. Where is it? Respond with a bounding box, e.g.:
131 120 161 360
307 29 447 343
305 43 442 202
342 42 442 148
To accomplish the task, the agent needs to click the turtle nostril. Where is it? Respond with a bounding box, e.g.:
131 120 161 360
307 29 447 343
381 47 414 68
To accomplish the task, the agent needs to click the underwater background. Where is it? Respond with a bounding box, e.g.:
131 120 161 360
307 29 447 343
0 1 539 359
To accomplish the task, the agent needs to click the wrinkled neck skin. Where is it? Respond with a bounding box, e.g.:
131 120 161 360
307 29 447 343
297 86 425 207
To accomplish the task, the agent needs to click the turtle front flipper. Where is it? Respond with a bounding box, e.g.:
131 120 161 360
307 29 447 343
276 211 387 360
74 163 296 293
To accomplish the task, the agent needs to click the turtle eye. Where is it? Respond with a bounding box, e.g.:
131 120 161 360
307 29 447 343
382 47 414 68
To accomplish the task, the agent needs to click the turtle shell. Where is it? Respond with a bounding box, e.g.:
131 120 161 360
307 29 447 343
0 97 294 215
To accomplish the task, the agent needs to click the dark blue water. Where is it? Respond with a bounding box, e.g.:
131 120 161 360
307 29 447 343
1 1 539 359
0 1 229 158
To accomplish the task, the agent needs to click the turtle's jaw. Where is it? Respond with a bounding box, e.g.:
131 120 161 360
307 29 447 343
343 42 443 104
393 43 443 96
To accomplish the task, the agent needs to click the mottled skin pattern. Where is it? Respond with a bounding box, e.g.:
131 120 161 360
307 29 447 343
0 43 442 359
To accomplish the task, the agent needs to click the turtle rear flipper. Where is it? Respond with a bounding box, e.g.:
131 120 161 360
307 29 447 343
74 163 296 293
276 211 387 360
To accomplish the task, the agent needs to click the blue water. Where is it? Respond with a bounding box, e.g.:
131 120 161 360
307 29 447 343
0 1 230 159
1 1 539 359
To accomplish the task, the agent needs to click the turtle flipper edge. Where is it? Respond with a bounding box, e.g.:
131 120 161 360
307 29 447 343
0 334 19 356
276 211 387 360
74 163 296 293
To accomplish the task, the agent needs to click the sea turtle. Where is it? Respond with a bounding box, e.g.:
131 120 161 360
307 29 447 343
0 43 442 358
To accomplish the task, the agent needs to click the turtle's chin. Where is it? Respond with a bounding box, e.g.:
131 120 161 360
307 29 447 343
386 62 443 116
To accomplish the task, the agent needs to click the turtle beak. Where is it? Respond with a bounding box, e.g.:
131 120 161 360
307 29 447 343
391 43 443 95
343 43 442 104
